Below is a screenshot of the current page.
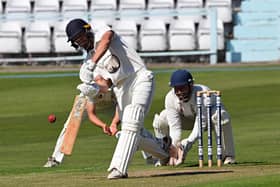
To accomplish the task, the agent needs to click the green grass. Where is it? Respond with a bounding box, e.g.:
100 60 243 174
0 64 280 186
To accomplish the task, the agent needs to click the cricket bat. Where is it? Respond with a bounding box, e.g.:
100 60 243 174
60 94 87 155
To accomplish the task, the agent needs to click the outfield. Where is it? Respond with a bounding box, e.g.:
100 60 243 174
0 64 280 187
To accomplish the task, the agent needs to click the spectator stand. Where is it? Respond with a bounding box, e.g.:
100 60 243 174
98 8 219 64
0 5 220 65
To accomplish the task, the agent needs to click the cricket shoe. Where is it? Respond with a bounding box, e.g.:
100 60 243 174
223 156 236 165
107 169 128 180
154 157 170 167
175 142 193 166
43 157 60 168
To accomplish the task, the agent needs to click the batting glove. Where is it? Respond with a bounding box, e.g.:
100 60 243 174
79 60 96 84
77 82 100 99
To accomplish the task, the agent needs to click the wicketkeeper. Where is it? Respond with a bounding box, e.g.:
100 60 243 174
63 18 171 179
152 69 236 166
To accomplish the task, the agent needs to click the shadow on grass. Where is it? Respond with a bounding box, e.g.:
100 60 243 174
151 170 233 177
183 161 280 168
128 169 233 179
234 161 275 166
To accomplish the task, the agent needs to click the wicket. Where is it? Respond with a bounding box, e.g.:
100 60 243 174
196 90 222 168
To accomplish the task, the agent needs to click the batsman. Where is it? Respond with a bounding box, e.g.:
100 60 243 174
44 18 171 179
152 69 236 166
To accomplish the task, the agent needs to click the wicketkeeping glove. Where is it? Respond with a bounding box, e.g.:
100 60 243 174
211 110 230 125
79 60 96 84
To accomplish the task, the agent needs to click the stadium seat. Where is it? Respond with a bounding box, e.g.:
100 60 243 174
147 0 175 23
24 21 51 53
53 21 76 53
33 0 60 19
205 0 232 23
139 19 168 51
119 0 145 10
90 0 116 25
169 18 196 50
176 0 203 23
91 0 116 10
61 0 88 20
118 0 146 24
0 1 2 14
197 18 224 50
5 0 31 19
112 20 138 50
148 0 174 9
0 21 22 53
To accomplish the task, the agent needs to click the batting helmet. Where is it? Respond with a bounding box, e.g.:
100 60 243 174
169 69 194 87
65 18 91 42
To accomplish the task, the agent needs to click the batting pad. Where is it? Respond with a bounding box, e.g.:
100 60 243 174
121 104 145 131
51 115 71 163
108 104 144 174
108 129 140 174
221 122 235 157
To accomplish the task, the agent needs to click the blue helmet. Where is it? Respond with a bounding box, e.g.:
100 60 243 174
169 69 194 87
65 19 94 50
66 19 91 42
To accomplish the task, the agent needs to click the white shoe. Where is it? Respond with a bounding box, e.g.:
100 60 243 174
43 157 60 168
107 169 128 179
154 160 162 167
223 156 236 165
154 157 169 167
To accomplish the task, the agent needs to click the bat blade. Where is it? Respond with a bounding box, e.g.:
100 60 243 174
60 95 87 155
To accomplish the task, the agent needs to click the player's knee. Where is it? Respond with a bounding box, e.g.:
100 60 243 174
152 114 160 129
152 114 164 129
152 110 167 129
122 104 145 132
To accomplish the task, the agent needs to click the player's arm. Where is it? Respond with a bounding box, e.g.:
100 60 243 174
165 95 183 147
110 106 120 136
164 94 184 165
79 31 114 84
86 101 111 135
92 30 114 64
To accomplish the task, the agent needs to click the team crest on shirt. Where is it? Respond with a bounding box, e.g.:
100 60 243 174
105 55 120 73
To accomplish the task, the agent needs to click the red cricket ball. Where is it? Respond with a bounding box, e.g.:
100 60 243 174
48 114 56 123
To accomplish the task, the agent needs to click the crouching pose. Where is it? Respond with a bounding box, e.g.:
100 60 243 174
153 69 236 166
